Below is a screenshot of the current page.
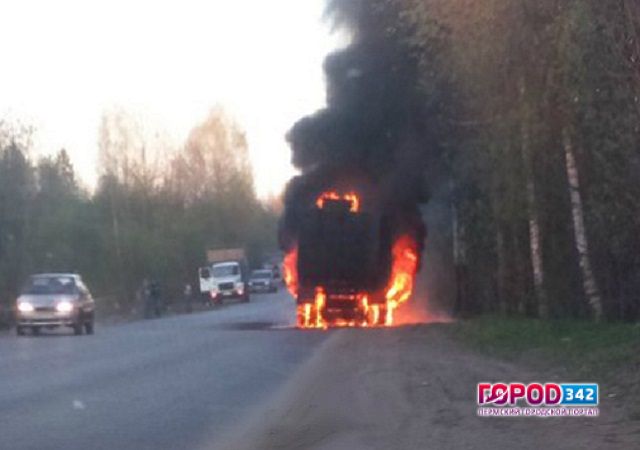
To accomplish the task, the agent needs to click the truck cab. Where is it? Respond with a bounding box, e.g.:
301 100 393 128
199 254 250 305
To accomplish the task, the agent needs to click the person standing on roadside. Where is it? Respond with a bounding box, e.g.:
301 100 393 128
150 280 162 317
184 283 193 313
142 278 153 319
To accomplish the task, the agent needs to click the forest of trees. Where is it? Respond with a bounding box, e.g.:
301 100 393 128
0 109 277 322
1 1 638 324
329 0 640 321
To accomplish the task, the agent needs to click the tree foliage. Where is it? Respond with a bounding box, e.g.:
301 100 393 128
0 110 276 319
328 0 640 320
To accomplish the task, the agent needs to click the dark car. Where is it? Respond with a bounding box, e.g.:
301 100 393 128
15 273 96 336
248 270 277 293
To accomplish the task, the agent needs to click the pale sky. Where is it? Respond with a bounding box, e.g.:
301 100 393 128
0 0 342 197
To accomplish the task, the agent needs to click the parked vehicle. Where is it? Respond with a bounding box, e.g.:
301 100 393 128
199 248 250 304
249 269 278 293
15 273 95 336
262 263 282 282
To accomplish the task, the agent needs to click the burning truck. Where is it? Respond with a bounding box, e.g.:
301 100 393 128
280 172 424 329
279 5 433 328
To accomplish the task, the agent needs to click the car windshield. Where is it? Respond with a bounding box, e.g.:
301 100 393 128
251 270 272 280
212 264 239 277
21 276 77 295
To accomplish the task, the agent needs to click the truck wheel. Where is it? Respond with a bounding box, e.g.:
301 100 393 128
85 320 94 335
16 326 25 336
31 326 41 335
243 293 250 303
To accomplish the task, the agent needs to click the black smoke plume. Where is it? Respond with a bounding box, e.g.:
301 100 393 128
280 0 441 279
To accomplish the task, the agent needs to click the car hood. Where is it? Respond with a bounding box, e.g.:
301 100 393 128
17 294 77 307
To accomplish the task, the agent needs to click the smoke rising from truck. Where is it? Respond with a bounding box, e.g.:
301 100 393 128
280 0 440 327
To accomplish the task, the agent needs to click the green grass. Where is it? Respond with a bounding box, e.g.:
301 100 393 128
450 316 640 421
450 315 640 376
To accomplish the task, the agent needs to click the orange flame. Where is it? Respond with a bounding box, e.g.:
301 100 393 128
371 304 381 326
301 303 311 328
288 190 419 329
314 287 327 329
292 235 419 329
383 235 419 326
283 246 298 297
359 295 369 327
315 191 360 212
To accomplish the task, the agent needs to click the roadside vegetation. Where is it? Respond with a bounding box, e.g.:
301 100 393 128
327 0 640 322
3 1 640 327
450 315 640 419
0 109 277 323
450 316 640 375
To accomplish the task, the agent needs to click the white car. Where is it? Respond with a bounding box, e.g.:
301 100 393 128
15 273 95 336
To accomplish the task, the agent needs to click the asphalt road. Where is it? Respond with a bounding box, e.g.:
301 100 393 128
0 290 328 450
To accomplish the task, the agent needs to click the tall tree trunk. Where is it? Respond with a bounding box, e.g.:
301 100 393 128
562 127 604 321
621 0 640 124
491 151 508 314
519 77 549 318
108 188 127 304
512 230 527 315
451 181 470 315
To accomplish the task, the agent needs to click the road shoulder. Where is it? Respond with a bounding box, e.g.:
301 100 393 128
214 324 639 450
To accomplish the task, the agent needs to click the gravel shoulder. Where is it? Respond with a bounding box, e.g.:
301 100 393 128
215 324 639 450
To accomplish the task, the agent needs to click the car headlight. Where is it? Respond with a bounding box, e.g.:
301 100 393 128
56 301 74 313
17 302 34 313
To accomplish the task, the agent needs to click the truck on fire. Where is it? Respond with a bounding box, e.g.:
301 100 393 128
198 248 250 304
282 190 419 328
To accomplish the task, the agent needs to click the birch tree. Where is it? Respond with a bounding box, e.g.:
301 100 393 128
561 128 603 320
